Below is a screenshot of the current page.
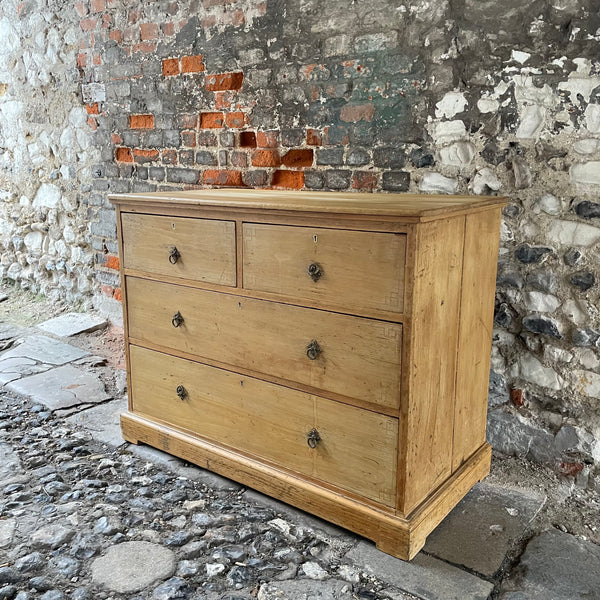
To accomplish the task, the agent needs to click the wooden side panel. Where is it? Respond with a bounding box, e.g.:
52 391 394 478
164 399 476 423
401 216 465 515
121 213 237 286
452 209 502 471
127 277 403 410
129 345 398 506
243 223 406 314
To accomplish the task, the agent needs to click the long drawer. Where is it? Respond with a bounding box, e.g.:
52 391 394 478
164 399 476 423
243 223 406 314
127 276 402 410
129 345 398 506
121 213 236 286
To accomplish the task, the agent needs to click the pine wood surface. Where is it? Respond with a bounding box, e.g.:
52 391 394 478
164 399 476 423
243 223 406 314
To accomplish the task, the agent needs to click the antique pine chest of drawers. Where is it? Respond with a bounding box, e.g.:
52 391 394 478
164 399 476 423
109 189 506 560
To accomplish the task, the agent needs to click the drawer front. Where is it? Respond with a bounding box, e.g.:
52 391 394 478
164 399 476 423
121 213 236 286
127 277 402 410
243 223 406 314
130 345 398 506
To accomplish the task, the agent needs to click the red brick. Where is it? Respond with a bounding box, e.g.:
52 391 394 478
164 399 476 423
306 128 323 146
140 23 159 40
87 117 98 130
111 133 123 145
75 3 88 17
352 171 378 191
560 462 584 477
239 131 257 148
205 72 244 91
129 114 154 129
100 285 114 298
225 112 247 128
201 15 216 27
231 151 247 168
105 255 120 270
181 131 196 147
203 169 244 186
91 0 105 12
93 53 102 65
162 149 178 164
281 149 313 168
251 150 280 168
133 148 160 163
86 103 100 114
215 91 232 110
133 42 156 54
200 112 224 128
510 389 524 406
162 58 180 77
256 130 278 148
114 288 122 302
109 30 122 43
101 13 112 28
128 9 141 23
166 1 178 15
340 102 375 123
162 22 175 36
115 147 133 162
272 170 305 189
77 53 87 67
229 10 245 27
177 113 198 128
80 18 97 31
181 55 204 73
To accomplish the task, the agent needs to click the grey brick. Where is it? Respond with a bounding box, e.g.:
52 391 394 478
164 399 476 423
163 130 181 147
374 147 406 169
316 148 344 166
149 167 166 181
382 171 410 192
346 148 371 166
304 171 324 189
166 168 200 184
195 151 217 166
324 169 350 190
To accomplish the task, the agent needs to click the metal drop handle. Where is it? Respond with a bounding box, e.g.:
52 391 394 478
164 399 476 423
307 262 323 282
169 246 181 264
307 429 321 449
171 311 184 328
306 340 321 360
176 385 187 400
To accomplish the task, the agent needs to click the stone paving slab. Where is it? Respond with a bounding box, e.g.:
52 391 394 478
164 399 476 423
65 397 128 447
498 528 600 599
345 541 494 600
0 356 53 385
38 312 108 337
7 364 110 410
423 482 546 576
0 334 88 365
0 322 27 341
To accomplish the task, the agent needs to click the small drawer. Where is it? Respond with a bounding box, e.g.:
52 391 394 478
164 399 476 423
243 223 406 314
121 213 236 286
127 277 402 410
130 345 398 506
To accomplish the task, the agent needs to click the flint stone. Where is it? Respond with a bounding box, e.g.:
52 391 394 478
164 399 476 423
515 244 552 264
424 482 546 576
152 577 191 599
575 201 600 219
569 271 595 291
522 316 561 338
499 529 600 599
419 172 458 194
38 313 107 337
572 328 600 347
526 271 558 294
257 579 353 600
30 524 75 550
489 371 509 407
523 292 560 313
0 336 88 365
91 541 176 593
563 248 582 265
345 541 493 600
8 365 110 410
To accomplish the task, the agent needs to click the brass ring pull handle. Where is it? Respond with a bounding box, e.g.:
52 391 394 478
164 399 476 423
306 340 321 360
307 429 321 449
171 311 184 328
307 262 323 282
169 246 181 264
176 385 187 400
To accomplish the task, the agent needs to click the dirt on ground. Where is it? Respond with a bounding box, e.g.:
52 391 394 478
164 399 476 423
0 282 598 553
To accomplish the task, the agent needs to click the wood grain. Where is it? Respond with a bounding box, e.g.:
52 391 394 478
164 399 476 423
126 276 403 410
121 213 236 286
129 345 398 506
452 209 502 471
243 223 406 314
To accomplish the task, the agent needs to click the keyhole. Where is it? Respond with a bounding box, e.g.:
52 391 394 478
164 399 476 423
313 234 318 243
172 223 176 229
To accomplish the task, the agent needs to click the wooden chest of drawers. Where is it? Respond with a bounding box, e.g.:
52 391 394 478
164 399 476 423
110 189 506 560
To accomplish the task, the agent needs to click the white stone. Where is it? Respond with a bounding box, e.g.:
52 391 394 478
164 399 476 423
558 59 600 103
576 349 600 370
300 561 329 580
511 50 531 64
500 221 514 242
435 91 468 119
33 183 61 209
562 299 589 325
24 231 43 254
206 563 226 577
573 370 600 398
419 172 458 194
6 263 21 279
584 104 600 134
570 162 600 186
547 220 600 246
543 345 573 364
471 167 502 195
478 97 499 114
523 291 561 313
517 354 565 391
63 225 76 244
534 193 561 215
574 139 599 154
431 120 467 143
439 141 475 166
516 105 545 139
81 82 106 103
